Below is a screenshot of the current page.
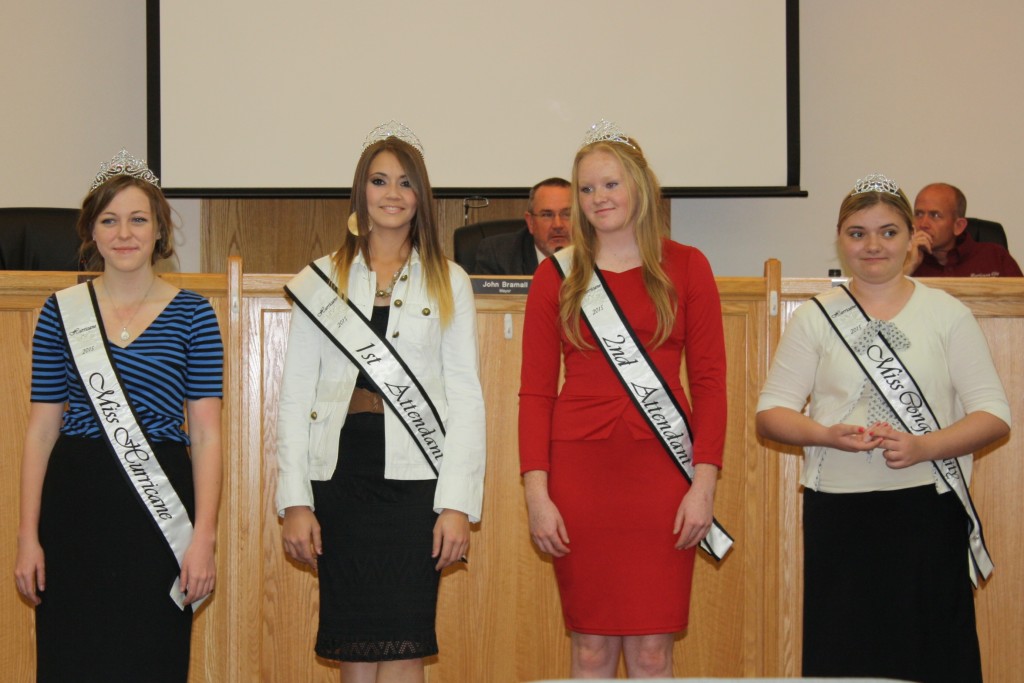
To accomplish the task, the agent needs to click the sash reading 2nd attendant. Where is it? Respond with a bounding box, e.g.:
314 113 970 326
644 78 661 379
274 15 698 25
285 256 445 473
813 285 993 585
552 249 733 561
55 282 201 610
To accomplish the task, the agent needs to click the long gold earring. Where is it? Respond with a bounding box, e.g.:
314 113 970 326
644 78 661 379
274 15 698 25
347 212 360 236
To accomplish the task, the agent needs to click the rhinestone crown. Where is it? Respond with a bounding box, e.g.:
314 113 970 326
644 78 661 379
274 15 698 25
580 119 638 150
362 120 424 157
90 148 159 191
852 173 900 196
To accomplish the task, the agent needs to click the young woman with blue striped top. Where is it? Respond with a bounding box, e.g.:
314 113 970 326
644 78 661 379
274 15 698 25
14 151 223 683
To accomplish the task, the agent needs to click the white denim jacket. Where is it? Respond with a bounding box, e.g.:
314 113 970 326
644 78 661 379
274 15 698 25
275 250 486 521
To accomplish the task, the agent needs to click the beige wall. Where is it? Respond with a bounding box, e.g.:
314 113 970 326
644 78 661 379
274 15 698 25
0 0 200 271
5 1 1024 277
0 1 146 208
679 0 1024 275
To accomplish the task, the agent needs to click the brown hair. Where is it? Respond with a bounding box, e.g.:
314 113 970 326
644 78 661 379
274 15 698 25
836 186 914 234
561 139 676 348
331 138 454 324
527 177 571 213
77 176 175 271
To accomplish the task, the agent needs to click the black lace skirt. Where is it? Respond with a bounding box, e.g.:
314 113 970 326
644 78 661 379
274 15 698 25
311 413 440 662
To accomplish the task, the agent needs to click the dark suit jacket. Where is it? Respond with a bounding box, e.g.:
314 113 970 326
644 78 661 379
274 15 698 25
471 227 539 275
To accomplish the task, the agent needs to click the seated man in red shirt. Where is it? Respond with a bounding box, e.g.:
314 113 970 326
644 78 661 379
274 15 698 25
905 182 1022 277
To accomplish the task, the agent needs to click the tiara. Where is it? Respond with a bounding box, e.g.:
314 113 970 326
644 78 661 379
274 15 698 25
851 173 900 196
362 120 424 157
580 119 638 150
90 148 160 191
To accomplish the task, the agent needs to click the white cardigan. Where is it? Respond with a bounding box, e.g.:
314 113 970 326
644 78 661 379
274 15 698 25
275 250 486 521
757 279 1010 493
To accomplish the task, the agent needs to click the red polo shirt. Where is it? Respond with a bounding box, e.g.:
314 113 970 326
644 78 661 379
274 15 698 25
912 231 1023 277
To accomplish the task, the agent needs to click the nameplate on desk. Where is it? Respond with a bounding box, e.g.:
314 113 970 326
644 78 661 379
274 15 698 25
471 276 531 295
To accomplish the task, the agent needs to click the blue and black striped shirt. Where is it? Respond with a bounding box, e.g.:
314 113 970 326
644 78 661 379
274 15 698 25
31 288 224 444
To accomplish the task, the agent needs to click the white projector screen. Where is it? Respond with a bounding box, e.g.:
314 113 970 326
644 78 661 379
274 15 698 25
149 1 799 197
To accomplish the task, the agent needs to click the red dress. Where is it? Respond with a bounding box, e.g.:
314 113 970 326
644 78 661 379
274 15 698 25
519 240 727 635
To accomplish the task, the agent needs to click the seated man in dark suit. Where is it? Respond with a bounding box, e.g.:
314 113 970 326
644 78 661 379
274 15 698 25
472 177 571 275
905 182 1022 277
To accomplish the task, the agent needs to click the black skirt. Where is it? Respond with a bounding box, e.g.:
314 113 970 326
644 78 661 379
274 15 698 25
803 485 982 683
311 413 440 662
36 435 195 683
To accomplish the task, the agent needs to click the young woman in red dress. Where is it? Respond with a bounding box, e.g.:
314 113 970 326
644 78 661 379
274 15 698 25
519 121 728 678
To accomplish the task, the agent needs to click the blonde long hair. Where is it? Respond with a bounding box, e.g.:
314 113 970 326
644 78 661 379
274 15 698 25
331 138 453 324
560 140 677 348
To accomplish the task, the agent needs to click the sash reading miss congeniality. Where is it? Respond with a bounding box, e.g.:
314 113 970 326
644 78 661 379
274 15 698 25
285 256 445 473
55 282 200 611
814 285 993 585
552 250 733 561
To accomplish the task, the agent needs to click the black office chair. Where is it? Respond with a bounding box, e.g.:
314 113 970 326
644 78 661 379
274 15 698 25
452 219 527 272
964 217 1008 249
0 207 82 270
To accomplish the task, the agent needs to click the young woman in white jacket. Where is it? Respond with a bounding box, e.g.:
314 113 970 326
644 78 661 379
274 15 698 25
276 123 485 683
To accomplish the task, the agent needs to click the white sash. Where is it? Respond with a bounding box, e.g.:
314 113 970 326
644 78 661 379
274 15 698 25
55 282 200 610
552 250 733 561
813 285 993 585
285 256 445 473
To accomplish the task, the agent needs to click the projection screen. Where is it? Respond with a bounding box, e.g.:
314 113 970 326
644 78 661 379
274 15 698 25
149 0 799 197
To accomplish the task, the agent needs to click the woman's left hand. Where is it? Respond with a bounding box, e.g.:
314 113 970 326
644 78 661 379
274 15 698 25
432 509 470 570
179 534 216 605
872 422 926 469
673 466 716 550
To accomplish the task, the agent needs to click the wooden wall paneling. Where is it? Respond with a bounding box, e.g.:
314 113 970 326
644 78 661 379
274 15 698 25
936 280 1024 683
217 257 247 682
236 275 336 682
199 196 662 274
240 276 778 681
759 259 804 676
201 197 528 275
4 267 1020 681
474 296 573 683
667 277 773 676
433 297 534 683
201 199 350 274
761 294 808 678
0 289 43 683
972 315 1024 683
